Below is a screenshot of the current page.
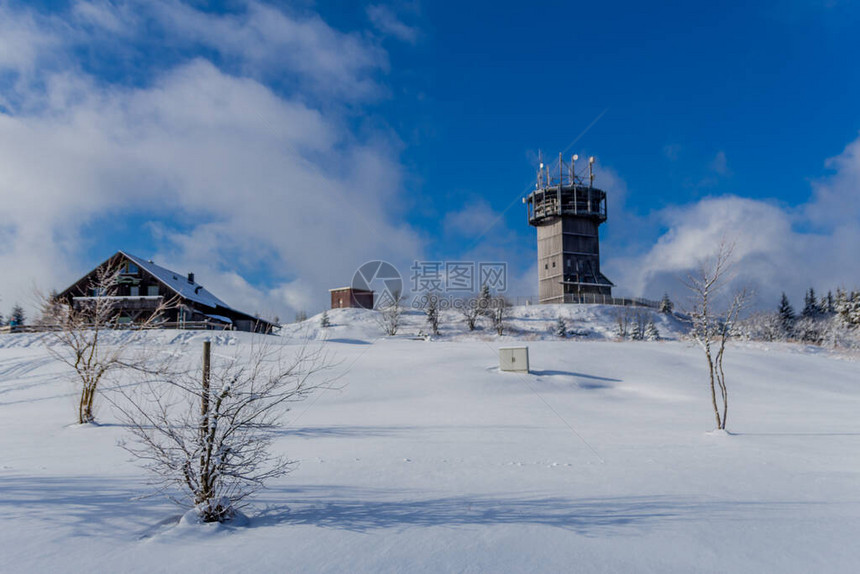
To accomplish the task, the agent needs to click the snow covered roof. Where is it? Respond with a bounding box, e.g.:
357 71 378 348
120 251 232 311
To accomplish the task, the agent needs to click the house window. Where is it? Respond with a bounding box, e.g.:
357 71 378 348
147 286 159 296
130 286 139 296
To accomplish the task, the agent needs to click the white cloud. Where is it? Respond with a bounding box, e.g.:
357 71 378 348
149 0 390 101
443 199 502 238
605 138 860 309
0 2 422 319
806 135 860 228
366 5 419 44
0 3 65 111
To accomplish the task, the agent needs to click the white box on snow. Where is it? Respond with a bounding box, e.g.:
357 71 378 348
499 346 529 373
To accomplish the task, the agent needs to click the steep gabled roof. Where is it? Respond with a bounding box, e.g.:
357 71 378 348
120 251 230 310
56 251 276 331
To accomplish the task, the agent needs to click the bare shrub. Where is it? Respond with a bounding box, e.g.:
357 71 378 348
423 292 440 336
377 291 404 336
116 339 334 523
490 296 509 336
462 298 481 331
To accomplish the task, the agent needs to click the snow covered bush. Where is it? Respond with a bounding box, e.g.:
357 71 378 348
614 309 651 341
116 339 333 523
423 293 440 336
821 315 860 349
835 289 860 328
490 296 509 336
461 298 481 331
734 311 782 342
554 317 567 338
644 319 660 341
377 291 404 336
659 293 674 314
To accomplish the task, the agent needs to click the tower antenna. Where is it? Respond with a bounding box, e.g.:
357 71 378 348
588 156 595 188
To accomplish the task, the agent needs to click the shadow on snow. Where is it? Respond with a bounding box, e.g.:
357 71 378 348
251 485 815 536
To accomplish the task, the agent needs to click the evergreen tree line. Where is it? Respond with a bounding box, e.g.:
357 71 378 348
735 287 860 347
614 309 661 341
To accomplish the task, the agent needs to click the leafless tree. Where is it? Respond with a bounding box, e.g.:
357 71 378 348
41 264 172 424
423 292 440 336
615 308 631 339
490 296 509 336
683 241 748 431
115 339 334 523
377 290 404 336
461 298 481 331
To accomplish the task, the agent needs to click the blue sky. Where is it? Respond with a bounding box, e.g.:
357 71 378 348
1 0 859 319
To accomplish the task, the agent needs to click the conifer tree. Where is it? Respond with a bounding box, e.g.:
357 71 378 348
320 310 331 328
836 290 860 327
823 291 835 315
802 288 820 318
777 292 796 338
659 293 674 314
644 319 660 341
424 293 440 336
10 304 25 326
555 317 567 338
631 319 643 341
477 284 492 316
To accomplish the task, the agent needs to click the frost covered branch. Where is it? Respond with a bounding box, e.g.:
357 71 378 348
115 338 334 523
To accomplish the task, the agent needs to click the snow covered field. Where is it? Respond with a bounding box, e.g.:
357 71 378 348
1 306 858 573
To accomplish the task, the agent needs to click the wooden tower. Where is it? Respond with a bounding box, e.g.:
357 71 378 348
524 153 613 304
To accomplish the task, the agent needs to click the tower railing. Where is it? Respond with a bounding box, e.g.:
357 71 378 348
507 294 660 308
526 184 607 225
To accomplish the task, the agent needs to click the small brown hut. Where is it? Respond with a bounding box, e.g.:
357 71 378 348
329 287 374 310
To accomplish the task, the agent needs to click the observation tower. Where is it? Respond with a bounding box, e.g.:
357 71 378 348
524 153 613 304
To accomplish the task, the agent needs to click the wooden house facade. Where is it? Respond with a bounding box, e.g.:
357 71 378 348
57 251 276 333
